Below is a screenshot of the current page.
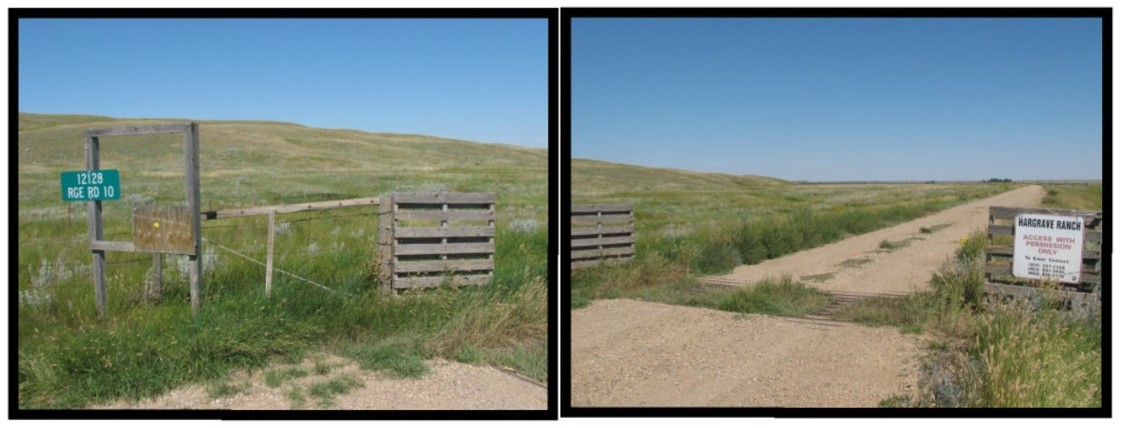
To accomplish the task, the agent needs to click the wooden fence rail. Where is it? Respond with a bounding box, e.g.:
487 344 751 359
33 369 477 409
378 192 496 291
985 206 1103 307
570 204 635 270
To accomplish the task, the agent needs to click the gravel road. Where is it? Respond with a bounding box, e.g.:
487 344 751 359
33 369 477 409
95 355 547 410
571 185 1046 407
702 185 1046 294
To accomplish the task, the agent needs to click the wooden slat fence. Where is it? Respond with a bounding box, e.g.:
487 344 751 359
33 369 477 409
985 206 1103 307
571 204 635 270
378 192 495 291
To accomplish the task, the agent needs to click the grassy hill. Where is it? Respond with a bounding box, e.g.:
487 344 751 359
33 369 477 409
570 158 786 195
17 113 548 408
18 112 546 214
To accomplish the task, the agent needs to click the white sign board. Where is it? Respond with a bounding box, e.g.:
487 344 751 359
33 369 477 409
1013 214 1084 283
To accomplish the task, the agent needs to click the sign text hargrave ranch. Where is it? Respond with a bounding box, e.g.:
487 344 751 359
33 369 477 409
60 169 121 202
1013 214 1084 283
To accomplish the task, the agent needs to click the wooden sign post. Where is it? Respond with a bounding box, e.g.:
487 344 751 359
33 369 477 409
80 123 202 316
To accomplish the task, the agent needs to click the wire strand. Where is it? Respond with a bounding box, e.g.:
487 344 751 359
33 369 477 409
201 237 353 298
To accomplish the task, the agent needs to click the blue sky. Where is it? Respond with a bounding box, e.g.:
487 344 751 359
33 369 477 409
571 18 1103 181
18 18 548 148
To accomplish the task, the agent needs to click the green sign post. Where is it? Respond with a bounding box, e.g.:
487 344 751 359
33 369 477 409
61 169 121 201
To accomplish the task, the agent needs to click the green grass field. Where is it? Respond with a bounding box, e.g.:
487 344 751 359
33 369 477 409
16 113 548 408
570 157 1017 306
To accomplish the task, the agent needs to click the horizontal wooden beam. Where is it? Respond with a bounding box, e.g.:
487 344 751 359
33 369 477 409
572 235 635 248
571 204 634 214
204 197 381 220
571 225 635 237
89 240 137 253
395 242 495 256
571 214 633 226
394 259 494 274
393 274 493 289
85 124 191 137
985 246 1014 256
392 192 495 204
394 210 493 222
394 226 495 239
987 224 1012 236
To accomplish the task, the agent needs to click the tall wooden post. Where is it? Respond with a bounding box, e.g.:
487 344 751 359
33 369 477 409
184 122 203 315
377 194 395 292
85 135 108 317
266 209 275 296
147 253 162 302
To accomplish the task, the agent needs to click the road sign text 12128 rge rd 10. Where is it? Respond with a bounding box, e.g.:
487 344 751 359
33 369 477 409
60 169 121 201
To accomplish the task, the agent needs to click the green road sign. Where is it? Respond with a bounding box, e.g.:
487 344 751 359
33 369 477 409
61 169 121 201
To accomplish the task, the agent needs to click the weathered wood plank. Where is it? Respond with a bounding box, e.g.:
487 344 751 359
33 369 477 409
571 225 635 236
395 242 495 256
147 253 162 302
377 197 395 293
90 240 139 253
986 263 1012 275
571 235 635 248
206 197 381 219
571 204 634 214
266 210 275 297
84 123 191 137
571 246 636 259
393 274 493 289
394 210 494 222
394 259 494 274
392 192 495 204
570 257 633 269
133 206 195 254
571 214 633 225
985 246 1014 256
85 135 108 316
988 224 1013 236
185 123 203 315
394 226 495 238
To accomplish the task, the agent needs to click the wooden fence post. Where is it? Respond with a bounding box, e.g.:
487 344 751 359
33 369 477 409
266 209 275 296
147 253 162 302
377 194 395 292
85 134 108 317
184 122 202 315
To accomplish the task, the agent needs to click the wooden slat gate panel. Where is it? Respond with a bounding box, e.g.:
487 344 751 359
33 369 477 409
985 206 1103 307
571 204 635 270
378 192 495 291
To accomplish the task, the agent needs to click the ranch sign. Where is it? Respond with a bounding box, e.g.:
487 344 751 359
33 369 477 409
1012 213 1083 283
60 169 120 201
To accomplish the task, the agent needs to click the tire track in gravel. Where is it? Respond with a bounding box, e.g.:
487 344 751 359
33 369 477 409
571 185 1045 407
